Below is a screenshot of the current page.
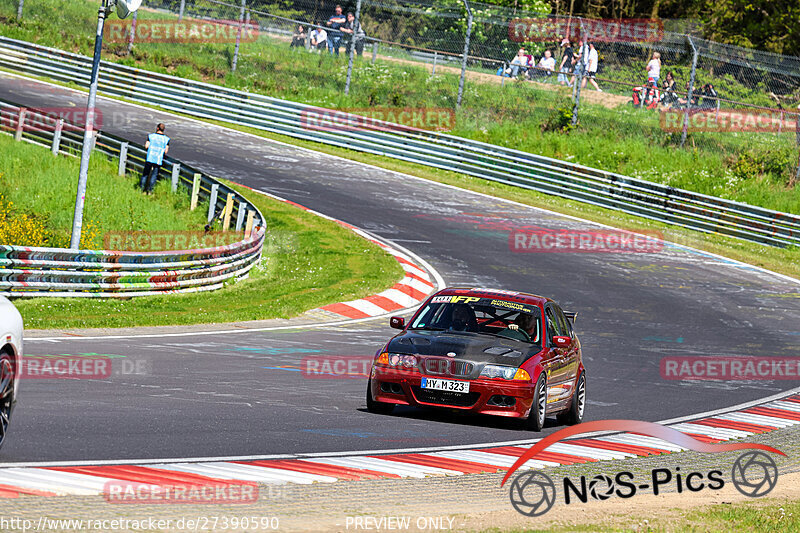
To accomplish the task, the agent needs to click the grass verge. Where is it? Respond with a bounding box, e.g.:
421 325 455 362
5 139 403 330
0 0 797 212
483 499 800 532
0 132 207 248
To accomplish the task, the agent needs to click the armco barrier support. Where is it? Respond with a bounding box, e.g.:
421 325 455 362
0 36 797 248
0 98 265 297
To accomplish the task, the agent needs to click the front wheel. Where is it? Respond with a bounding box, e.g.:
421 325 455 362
558 372 586 426
366 379 394 415
525 374 547 431
0 351 15 450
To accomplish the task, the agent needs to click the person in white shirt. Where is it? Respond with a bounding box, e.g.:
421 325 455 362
309 27 328 53
537 50 556 80
646 51 661 85
581 42 602 92
509 48 529 78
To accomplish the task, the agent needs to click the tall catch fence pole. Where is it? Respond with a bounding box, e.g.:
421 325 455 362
457 0 473 109
70 0 109 250
232 0 246 73
681 36 699 148
16 0 23 19
571 22 588 127
344 0 362 95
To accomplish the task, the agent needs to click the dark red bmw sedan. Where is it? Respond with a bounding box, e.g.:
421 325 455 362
366 287 586 430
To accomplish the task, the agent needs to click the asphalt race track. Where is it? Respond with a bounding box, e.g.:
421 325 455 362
2 74 800 463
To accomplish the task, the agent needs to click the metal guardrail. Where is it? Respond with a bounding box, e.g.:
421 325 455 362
0 97 265 298
0 35 797 248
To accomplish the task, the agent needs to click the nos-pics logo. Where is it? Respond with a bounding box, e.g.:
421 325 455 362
502 420 783 517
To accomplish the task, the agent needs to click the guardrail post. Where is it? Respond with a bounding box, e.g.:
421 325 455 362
89 131 98 153
432 51 438 76
371 42 377 64
245 210 255 238
171 163 181 192
16 0 23 20
14 108 26 141
51 118 63 156
223 193 234 231
235 202 247 231
207 183 219 222
190 173 201 210
118 142 128 175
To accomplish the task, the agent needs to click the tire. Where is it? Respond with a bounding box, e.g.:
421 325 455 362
525 374 547 431
0 351 15 450
558 372 586 426
366 379 394 415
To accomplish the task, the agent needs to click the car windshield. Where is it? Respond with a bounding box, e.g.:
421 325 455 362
409 296 542 344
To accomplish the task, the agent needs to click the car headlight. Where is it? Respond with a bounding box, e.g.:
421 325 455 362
480 364 530 381
377 352 418 368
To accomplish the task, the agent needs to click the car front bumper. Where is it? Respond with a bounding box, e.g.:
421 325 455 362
369 365 535 418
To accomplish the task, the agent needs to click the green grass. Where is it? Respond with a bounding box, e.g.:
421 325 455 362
0 0 798 214
13 178 404 329
479 499 800 532
0 133 207 248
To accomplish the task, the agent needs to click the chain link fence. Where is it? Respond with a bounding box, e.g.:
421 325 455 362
4 0 800 209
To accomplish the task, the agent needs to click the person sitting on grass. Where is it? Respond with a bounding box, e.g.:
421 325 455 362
509 48 529 78
661 71 678 105
309 26 327 53
532 50 555 81
291 25 307 48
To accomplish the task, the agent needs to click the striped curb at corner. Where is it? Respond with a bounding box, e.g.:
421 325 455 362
241 186 441 321
0 393 797 497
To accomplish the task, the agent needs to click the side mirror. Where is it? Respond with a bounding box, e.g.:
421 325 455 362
552 336 571 348
390 316 405 330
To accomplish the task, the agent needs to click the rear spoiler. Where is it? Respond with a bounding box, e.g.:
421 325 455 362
564 311 577 323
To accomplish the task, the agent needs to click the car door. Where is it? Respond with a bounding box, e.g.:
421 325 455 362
544 304 571 403
553 304 580 399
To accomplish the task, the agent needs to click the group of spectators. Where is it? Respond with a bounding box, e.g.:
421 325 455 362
504 39 602 92
637 52 718 110
290 5 366 57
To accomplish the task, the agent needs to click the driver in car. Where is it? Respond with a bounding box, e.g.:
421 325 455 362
505 313 537 342
450 304 478 332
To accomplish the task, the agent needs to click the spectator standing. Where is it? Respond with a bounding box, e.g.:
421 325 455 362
646 51 661 85
569 39 588 87
326 5 347 56
291 25 307 48
309 26 327 53
581 42 602 92
341 12 366 57
557 39 574 86
140 123 170 195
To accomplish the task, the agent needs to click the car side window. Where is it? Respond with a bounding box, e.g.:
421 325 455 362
545 306 562 339
554 305 572 337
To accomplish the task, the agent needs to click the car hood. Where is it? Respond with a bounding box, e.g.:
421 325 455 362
387 329 537 367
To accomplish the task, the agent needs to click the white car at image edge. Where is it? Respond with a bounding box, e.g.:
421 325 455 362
0 295 21 449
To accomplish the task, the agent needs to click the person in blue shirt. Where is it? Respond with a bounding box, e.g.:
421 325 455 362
140 123 170 194
326 5 346 56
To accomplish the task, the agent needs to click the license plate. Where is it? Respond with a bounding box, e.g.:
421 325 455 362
420 377 470 393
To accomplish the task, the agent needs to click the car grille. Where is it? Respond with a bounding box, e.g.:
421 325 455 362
411 386 480 407
423 358 474 377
